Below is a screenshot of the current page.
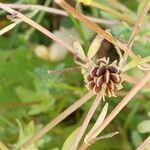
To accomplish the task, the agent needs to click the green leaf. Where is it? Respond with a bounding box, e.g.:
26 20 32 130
137 120 150 133
137 0 147 15
12 120 38 150
62 127 80 150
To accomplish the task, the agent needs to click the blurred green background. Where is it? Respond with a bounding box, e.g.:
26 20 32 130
0 0 150 149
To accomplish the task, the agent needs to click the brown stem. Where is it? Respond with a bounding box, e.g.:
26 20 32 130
137 136 150 150
123 74 150 89
20 92 94 149
0 2 89 63
5 3 118 25
80 72 150 149
128 0 150 47
70 94 102 150
55 0 137 59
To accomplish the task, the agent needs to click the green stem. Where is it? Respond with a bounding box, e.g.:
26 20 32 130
140 56 150 64
25 0 52 40
124 102 139 130
69 13 89 50
90 1 135 25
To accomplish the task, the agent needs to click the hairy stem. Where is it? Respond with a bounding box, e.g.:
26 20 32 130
128 0 150 47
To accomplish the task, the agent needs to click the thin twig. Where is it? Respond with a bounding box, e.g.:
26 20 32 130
0 10 37 36
123 0 150 62
25 0 52 40
137 136 150 150
127 0 150 47
0 22 18 36
20 92 94 149
90 1 134 25
70 94 102 150
55 0 137 59
80 72 150 149
49 67 150 89
4 3 118 25
116 90 146 100
123 74 150 89
48 66 81 74
94 131 119 141
0 3 90 62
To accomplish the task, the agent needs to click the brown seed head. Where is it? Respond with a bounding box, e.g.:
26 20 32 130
85 58 123 97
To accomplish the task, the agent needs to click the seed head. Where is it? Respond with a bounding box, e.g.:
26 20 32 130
85 58 123 97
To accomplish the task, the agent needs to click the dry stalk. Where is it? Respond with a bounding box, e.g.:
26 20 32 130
20 92 94 149
5 3 118 25
127 0 150 47
79 72 150 150
0 3 89 62
123 74 150 89
123 0 150 62
137 136 150 150
70 94 102 150
55 0 137 59
116 90 145 100
0 22 18 36
90 1 134 25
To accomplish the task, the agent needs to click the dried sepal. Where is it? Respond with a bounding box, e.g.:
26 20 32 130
73 41 86 62
87 34 104 59
84 57 123 97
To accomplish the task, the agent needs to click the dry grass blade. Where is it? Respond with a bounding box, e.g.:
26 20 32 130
70 94 102 150
128 0 150 47
48 66 81 74
123 0 150 62
0 3 88 61
123 74 150 89
20 92 94 149
137 136 150 150
80 72 150 149
55 0 137 59
5 3 118 25
0 22 18 36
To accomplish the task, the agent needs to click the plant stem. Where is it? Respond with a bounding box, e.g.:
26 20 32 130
0 3 90 62
127 0 150 47
80 72 150 149
25 0 52 40
90 1 134 25
137 136 150 150
123 0 150 61
20 92 94 149
140 56 150 64
123 74 150 89
5 3 117 25
69 13 89 50
70 94 102 150
55 0 137 60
